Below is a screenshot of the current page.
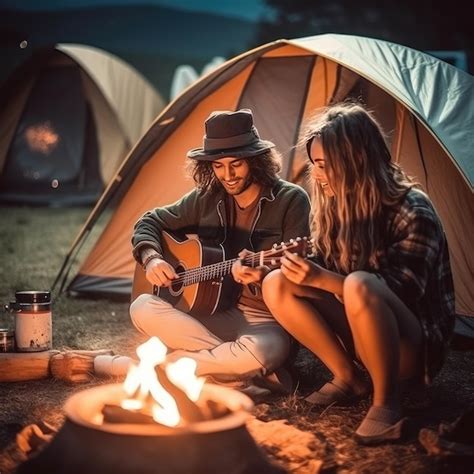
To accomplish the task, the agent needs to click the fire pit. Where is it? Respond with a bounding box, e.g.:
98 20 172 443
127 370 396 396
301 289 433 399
17 338 283 474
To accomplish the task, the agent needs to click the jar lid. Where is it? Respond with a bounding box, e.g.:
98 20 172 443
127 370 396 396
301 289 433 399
15 291 51 304
0 328 14 336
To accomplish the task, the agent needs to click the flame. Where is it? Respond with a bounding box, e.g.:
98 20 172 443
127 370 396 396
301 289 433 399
166 357 205 402
121 337 204 427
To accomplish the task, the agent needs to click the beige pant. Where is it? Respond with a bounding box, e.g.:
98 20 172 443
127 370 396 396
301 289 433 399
130 294 290 380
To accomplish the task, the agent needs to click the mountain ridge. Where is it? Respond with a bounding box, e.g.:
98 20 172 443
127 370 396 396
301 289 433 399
0 5 257 56
0 4 258 97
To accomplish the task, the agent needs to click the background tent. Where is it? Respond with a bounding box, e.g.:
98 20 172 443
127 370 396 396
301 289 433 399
0 43 165 206
54 34 473 324
170 57 227 100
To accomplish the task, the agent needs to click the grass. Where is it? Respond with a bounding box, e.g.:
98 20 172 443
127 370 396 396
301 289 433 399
0 206 135 351
0 205 473 473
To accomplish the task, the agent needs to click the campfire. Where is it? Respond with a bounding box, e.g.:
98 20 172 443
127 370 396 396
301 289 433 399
18 337 281 474
102 337 209 427
93 337 238 428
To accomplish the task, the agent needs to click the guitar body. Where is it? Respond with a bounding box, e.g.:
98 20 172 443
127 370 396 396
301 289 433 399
131 231 314 319
131 232 231 318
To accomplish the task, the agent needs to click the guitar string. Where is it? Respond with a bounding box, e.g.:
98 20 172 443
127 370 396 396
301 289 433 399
177 245 295 284
180 240 313 284
174 253 272 285
173 256 285 285
169 241 312 286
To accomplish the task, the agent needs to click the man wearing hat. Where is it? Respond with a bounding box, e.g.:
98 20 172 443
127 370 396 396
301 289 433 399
130 109 310 397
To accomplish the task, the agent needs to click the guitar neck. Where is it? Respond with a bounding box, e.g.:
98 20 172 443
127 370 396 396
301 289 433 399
172 237 312 288
176 255 262 286
176 251 288 287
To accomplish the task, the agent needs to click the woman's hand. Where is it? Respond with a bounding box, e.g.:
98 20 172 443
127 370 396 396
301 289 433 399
231 249 271 285
145 258 178 287
280 251 323 287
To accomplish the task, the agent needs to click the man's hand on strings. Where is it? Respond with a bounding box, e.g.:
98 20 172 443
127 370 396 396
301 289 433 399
231 249 271 285
145 258 178 287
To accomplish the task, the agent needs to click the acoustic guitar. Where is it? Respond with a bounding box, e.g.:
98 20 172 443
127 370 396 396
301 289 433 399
132 231 314 318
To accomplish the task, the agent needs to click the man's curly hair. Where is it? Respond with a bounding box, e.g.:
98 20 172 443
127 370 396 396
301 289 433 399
186 149 282 194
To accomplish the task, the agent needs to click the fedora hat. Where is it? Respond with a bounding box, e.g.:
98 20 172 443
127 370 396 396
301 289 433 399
187 109 275 161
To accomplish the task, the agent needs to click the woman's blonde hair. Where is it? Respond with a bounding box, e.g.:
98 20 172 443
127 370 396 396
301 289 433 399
301 102 416 273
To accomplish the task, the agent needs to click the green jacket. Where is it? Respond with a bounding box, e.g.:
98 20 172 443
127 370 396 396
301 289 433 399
132 178 311 263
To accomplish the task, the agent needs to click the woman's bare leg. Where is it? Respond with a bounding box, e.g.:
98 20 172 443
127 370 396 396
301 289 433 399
343 271 423 408
262 270 366 392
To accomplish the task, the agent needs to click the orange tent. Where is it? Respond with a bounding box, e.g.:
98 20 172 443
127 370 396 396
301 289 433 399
54 34 474 319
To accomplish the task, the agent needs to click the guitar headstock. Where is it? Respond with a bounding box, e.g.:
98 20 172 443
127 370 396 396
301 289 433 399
274 236 315 257
261 236 315 268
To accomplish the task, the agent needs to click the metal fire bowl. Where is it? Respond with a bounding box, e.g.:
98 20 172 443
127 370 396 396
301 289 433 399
64 382 255 435
17 382 283 474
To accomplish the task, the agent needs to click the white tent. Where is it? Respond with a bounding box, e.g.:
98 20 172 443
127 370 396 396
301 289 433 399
0 44 165 205
170 57 226 100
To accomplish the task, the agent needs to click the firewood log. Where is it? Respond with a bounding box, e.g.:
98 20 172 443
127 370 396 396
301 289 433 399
0 350 59 382
0 349 116 382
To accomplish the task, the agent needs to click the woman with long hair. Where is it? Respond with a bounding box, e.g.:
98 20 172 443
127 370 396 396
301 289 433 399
262 102 455 444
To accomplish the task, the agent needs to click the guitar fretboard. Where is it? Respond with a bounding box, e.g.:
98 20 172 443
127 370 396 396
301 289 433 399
173 238 312 287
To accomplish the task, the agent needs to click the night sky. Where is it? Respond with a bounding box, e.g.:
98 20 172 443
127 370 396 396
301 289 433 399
0 0 274 21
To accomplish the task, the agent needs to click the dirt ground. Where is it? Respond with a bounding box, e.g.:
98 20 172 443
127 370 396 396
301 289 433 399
0 206 473 473
1 341 473 473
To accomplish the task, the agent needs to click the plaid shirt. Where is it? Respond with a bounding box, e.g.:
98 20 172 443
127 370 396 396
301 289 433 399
320 188 455 384
375 188 455 383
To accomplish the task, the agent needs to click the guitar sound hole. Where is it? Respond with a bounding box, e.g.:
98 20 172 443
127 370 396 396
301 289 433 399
169 264 185 295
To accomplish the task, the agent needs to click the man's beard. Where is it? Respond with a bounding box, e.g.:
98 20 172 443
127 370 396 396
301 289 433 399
221 174 254 195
